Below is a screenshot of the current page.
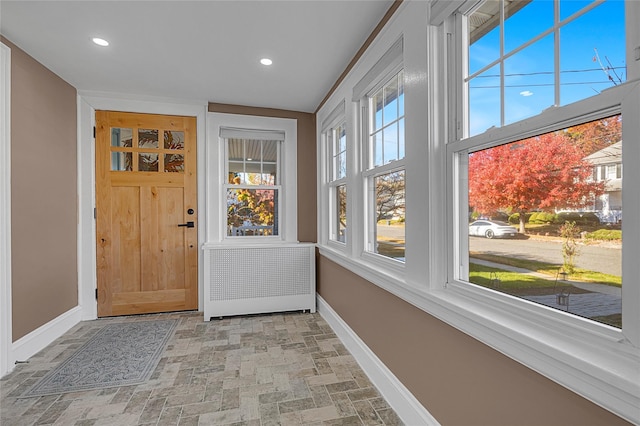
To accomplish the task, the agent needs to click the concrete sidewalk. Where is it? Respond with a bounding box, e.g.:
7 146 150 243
470 258 622 319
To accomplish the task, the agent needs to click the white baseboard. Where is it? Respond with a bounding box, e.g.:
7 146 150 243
11 306 82 367
317 296 440 426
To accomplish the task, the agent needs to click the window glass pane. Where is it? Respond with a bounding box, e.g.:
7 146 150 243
504 0 553 54
111 152 132 171
139 153 158 172
138 129 158 149
227 139 278 185
468 0 500 76
334 185 347 243
383 122 399 163
374 170 405 261
560 1 626 106
372 91 384 131
504 34 555 126
111 128 132 147
398 118 405 160
227 188 277 236
560 0 594 21
469 65 501 136
164 131 184 150
467 115 622 328
383 76 399 126
372 132 383 167
398 71 404 118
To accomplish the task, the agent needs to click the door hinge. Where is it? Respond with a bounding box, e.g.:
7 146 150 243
94 207 97 219
95 288 98 300
93 126 96 138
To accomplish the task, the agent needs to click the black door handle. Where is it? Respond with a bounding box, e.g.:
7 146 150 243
178 221 195 228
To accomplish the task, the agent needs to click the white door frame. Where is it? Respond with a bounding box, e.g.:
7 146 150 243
78 92 207 320
0 42 13 377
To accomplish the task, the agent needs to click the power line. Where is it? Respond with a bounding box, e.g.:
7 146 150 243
471 66 625 79
470 80 615 89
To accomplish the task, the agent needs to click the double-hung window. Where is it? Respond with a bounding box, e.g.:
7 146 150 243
222 128 283 238
324 112 348 244
363 70 406 262
447 0 639 421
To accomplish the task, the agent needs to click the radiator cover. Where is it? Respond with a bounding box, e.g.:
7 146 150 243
203 243 316 320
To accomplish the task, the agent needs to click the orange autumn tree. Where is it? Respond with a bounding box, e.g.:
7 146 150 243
565 115 621 156
468 131 604 234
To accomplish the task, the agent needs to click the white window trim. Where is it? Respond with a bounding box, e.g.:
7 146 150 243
321 100 348 248
223 135 282 241
359 67 406 271
318 1 639 421
206 112 297 244
444 1 640 418
77 92 208 318
0 41 12 378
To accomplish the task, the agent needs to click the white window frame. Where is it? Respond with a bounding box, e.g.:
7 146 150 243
222 133 282 239
207 113 297 244
322 102 348 246
443 2 640 422
360 67 406 270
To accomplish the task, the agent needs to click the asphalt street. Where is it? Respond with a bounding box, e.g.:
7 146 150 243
376 225 621 276
468 236 621 276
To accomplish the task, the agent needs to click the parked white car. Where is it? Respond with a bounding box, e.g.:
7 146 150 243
469 220 518 239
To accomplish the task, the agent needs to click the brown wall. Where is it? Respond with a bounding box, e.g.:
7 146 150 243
318 256 631 426
3 38 78 341
208 103 317 243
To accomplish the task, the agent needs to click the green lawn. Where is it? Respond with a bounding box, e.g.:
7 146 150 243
469 263 565 296
470 252 621 287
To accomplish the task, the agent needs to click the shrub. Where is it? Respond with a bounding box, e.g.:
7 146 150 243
554 212 600 226
560 221 581 276
529 212 556 224
509 212 532 225
585 229 622 241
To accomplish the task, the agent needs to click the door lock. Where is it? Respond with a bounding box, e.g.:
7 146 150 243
178 221 195 228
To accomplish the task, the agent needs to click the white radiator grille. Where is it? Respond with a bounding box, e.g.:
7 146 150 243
208 246 314 301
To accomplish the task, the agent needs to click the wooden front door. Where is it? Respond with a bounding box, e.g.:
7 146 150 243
95 111 198 317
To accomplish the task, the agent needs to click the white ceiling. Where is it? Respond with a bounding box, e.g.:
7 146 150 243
0 0 395 112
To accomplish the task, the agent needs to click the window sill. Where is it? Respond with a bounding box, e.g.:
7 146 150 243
317 245 640 424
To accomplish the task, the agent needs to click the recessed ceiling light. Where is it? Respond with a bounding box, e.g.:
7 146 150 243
92 37 109 47
260 58 273 66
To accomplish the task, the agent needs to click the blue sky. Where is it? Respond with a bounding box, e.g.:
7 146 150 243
468 0 626 136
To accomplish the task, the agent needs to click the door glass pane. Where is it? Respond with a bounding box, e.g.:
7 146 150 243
138 129 158 149
164 131 184 150
111 128 133 147
466 115 622 328
165 154 184 173
139 153 158 172
111 152 132 171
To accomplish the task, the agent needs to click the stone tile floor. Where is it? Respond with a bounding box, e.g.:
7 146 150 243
0 311 403 426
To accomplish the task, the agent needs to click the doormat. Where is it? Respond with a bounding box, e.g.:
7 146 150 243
22 319 178 397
